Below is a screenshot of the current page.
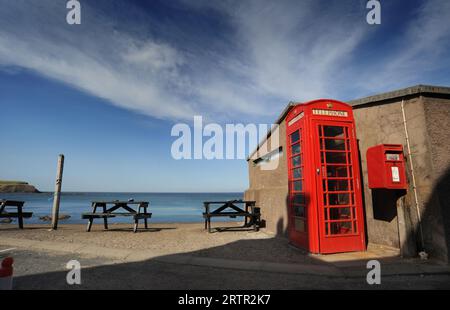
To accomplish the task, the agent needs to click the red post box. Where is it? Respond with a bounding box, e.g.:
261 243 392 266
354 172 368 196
366 144 408 190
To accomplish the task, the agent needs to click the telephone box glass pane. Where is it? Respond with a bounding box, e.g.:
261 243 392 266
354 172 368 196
329 207 351 220
328 193 350 205
291 131 300 143
326 165 348 177
294 181 303 191
326 152 347 163
330 222 352 235
292 156 301 167
327 180 349 191
292 143 301 155
295 218 306 232
293 194 305 205
294 206 305 217
293 168 302 179
323 139 346 150
323 126 344 138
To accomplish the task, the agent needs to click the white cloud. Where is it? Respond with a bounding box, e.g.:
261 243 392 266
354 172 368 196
0 33 195 119
0 1 198 120
230 1 365 100
123 42 184 71
0 0 449 122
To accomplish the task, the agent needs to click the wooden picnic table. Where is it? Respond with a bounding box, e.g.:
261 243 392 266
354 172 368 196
0 200 33 229
203 200 260 233
81 201 152 233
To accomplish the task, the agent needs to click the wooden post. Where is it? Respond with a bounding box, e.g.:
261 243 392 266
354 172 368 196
51 154 65 230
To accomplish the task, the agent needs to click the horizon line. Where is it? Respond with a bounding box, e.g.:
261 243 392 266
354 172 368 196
25 191 245 194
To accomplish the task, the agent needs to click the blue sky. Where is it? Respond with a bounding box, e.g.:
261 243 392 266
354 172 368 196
0 0 449 192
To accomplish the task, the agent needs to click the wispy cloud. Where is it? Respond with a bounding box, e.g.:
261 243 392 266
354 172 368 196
222 1 366 100
0 1 197 120
353 0 450 93
0 0 449 122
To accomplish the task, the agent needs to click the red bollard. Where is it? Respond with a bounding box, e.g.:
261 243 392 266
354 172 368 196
0 257 14 290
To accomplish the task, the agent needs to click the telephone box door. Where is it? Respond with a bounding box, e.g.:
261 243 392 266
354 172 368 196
312 120 366 253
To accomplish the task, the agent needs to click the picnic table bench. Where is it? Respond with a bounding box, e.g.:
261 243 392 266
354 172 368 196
203 200 260 233
0 200 33 229
82 201 152 233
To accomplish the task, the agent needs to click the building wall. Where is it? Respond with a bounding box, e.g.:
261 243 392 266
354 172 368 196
422 96 450 262
353 96 450 262
244 121 289 236
353 98 420 250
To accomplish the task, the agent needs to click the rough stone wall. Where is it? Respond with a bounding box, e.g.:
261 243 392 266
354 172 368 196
245 120 289 236
353 96 450 262
422 96 450 262
353 100 408 249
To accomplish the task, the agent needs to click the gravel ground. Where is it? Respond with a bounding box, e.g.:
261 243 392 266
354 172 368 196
2 223 450 289
0 223 321 265
7 249 450 290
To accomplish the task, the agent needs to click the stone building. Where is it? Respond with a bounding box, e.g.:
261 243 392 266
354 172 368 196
245 85 450 262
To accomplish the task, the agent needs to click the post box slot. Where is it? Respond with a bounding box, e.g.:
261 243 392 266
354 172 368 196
386 153 400 161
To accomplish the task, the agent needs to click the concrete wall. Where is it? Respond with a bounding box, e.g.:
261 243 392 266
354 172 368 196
353 98 419 251
353 95 450 262
244 121 289 236
422 96 450 262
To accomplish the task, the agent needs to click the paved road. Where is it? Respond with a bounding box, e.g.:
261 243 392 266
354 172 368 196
8 249 450 290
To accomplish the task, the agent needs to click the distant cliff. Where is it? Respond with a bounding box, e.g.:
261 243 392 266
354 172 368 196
0 181 40 193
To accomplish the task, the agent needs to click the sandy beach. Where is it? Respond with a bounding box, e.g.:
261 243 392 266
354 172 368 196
1 222 321 265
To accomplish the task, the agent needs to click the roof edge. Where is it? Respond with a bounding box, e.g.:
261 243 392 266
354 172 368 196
246 101 295 161
247 84 450 161
348 84 450 107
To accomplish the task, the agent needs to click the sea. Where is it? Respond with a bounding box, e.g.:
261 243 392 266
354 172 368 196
0 192 243 224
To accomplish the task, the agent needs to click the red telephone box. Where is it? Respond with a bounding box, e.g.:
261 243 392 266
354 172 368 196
286 99 366 254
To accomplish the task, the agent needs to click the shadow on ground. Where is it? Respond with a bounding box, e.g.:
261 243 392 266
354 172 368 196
9 226 450 290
